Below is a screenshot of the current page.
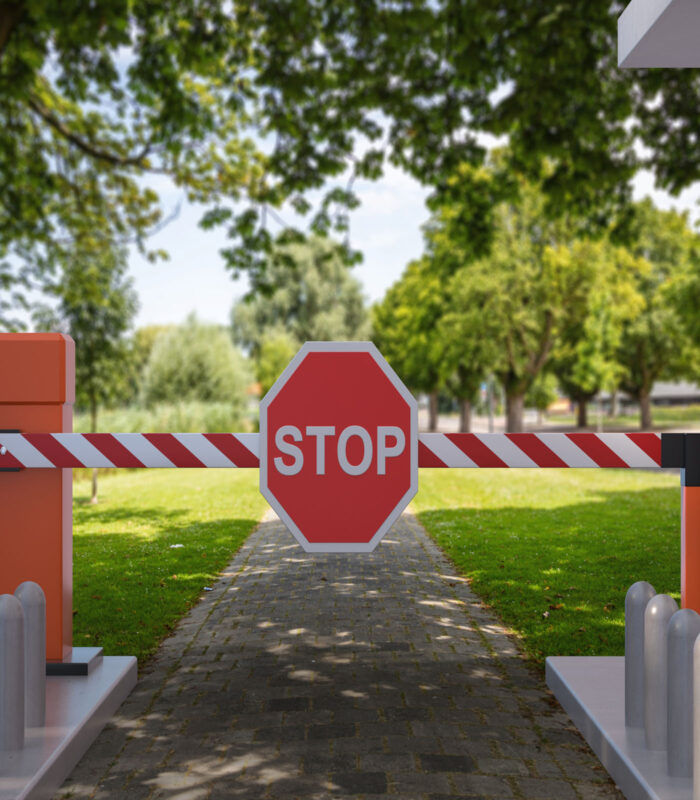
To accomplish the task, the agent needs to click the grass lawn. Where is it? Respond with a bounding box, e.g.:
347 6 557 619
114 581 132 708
72 469 266 668
413 468 681 664
552 403 700 430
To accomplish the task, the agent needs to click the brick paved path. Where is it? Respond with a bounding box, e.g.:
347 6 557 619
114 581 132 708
57 513 623 800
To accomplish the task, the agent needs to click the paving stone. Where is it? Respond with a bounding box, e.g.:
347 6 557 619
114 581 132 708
450 773 515 797
513 776 580 799
419 753 476 773
268 696 311 712
308 722 356 739
476 756 530 776
55 513 621 800
329 771 388 793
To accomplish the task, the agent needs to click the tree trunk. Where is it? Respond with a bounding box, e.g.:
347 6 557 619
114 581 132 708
428 392 438 432
609 390 619 418
640 389 653 431
505 393 524 433
459 398 472 433
577 400 588 429
90 399 98 504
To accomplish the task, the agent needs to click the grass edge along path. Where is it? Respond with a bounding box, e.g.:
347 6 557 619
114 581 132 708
72 469 267 670
413 468 680 666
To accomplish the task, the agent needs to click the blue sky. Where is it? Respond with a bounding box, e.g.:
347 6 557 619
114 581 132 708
128 160 700 330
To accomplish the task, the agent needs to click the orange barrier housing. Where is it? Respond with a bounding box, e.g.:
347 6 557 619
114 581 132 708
0 333 74 661
682 484 700 613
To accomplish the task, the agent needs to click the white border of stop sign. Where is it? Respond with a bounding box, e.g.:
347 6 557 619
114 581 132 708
259 341 419 553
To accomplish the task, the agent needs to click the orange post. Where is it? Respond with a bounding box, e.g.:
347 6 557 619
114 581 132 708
681 483 700 611
0 333 74 661
682 444 700 613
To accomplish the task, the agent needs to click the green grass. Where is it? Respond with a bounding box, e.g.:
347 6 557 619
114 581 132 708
553 403 700 430
72 469 266 667
413 469 681 664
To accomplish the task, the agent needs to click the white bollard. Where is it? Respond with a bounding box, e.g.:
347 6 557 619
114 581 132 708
626 581 656 727
645 593 679 750
0 593 25 751
15 581 46 728
693 634 700 799
667 609 700 776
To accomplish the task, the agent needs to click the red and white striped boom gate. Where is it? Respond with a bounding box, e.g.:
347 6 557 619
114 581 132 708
1 430 697 604
1 331 698 667
0 430 666 470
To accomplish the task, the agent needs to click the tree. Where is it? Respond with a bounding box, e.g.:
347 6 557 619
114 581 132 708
117 324 175 406
616 201 699 430
431 173 605 432
255 329 298 398
231 235 369 356
525 372 559 426
550 240 646 428
4 1 700 330
437 271 499 433
372 258 445 431
142 315 250 408
33 242 137 502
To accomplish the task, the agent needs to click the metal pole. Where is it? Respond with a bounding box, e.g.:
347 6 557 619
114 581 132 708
487 375 494 434
625 581 656 727
645 593 678 750
15 581 46 728
0 593 25 751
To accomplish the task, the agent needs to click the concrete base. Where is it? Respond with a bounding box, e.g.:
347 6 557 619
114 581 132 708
546 656 691 800
0 653 136 800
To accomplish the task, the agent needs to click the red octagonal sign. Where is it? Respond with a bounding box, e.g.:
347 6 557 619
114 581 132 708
260 342 418 552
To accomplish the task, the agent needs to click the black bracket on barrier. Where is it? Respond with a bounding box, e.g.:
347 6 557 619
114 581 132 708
0 429 20 472
661 432 700 487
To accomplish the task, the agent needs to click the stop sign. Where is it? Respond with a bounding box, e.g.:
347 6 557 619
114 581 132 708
259 342 418 552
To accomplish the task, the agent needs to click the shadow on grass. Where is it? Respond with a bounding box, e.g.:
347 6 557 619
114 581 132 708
72 515 261 665
73 503 190 524
416 485 680 662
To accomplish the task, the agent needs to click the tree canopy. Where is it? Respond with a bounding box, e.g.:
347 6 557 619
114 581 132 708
231 234 369 356
3 1 700 330
615 200 700 429
142 315 250 407
32 242 138 423
372 257 446 430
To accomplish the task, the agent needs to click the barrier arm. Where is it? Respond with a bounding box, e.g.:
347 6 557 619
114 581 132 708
2 429 698 617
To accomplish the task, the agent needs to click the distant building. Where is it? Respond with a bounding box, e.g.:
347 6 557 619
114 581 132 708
598 382 700 409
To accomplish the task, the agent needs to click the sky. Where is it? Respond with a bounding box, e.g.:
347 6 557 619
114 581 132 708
128 159 700 330
128 162 431 329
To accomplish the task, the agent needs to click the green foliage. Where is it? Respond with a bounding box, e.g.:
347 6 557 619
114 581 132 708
415 469 679 664
616 200 700 427
73 401 250 435
525 372 559 413
231 234 369 356
551 239 647 406
431 172 603 431
142 315 251 408
5 0 700 326
119 324 176 406
256 329 297 397
372 258 445 396
72 469 267 665
32 243 137 425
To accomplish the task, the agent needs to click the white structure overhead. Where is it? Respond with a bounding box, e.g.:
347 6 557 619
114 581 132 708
618 0 700 67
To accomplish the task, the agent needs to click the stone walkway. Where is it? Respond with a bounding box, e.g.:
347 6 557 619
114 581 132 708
56 513 623 800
